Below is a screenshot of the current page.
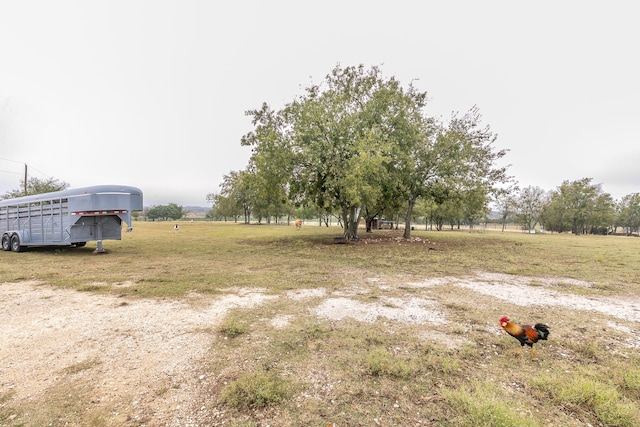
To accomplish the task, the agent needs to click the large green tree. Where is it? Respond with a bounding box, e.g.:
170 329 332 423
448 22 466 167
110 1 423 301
242 64 509 240
244 65 427 239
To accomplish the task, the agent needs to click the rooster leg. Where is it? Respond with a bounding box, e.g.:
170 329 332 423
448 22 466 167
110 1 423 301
530 346 536 357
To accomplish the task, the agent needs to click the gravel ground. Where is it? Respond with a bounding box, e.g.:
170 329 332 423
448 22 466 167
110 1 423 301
2 273 640 425
1 281 274 425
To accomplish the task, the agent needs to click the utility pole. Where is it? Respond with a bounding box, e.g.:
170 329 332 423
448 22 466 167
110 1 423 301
24 163 27 195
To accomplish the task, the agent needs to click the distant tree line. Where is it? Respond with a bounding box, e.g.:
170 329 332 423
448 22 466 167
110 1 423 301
495 178 640 235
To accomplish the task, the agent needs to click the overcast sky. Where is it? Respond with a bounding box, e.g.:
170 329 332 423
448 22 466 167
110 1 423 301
1 1 638 207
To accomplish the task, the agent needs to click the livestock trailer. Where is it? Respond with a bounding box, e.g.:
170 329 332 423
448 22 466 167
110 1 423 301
0 185 143 253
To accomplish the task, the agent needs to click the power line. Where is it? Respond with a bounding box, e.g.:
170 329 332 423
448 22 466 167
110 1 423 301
0 156 24 165
26 165 53 179
0 169 23 175
0 157 54 179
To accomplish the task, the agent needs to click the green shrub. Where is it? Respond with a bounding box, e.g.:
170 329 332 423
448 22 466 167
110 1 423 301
221 371 292 409
620 367 640 399
533 375 640 427
443 382 538 427
218 316 247 338
366 347 413 378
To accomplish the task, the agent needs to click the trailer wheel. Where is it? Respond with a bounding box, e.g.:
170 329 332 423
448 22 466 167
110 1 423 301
1 234 10 251
75 242 87 247
10 234 23 252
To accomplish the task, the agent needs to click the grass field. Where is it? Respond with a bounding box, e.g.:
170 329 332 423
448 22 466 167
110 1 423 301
2 221 640 426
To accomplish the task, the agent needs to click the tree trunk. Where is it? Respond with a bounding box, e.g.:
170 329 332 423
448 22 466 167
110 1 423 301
348 207 360 240
341 207 349 238
403 197 416 239
343 206 361 240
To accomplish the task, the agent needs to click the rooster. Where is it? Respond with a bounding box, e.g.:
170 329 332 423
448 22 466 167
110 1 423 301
499 316 549 357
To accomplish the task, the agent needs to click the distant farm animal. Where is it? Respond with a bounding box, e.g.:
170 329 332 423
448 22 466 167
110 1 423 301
295 220 303 229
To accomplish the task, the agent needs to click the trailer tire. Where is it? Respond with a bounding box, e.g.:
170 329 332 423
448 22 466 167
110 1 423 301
75 242 87 247
10 234 23 252
1 234 10 251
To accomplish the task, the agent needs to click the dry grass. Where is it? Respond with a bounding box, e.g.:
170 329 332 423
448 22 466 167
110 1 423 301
3 221 639 295
2 221 640 426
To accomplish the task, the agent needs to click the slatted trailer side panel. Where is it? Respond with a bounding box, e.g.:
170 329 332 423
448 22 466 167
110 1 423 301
0 185 143 253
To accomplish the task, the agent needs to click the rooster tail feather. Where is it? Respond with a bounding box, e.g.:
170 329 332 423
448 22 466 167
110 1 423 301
534 323 550 340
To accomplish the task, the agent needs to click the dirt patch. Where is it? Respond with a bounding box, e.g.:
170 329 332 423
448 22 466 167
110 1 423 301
407 272 640 322
313 296 445 324
0 281 273 425
2 273 640 424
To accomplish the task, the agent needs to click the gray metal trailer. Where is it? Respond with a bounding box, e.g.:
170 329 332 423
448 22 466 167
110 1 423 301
0 184 143 253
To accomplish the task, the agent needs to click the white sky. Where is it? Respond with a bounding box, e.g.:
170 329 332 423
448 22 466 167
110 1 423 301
1 1 638 206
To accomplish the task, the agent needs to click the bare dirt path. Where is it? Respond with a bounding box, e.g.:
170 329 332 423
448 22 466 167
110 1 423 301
2 274 640 425
1 281 274 425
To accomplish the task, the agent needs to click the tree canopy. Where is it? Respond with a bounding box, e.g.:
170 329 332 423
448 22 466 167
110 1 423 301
2 177 69 199
239 64 510 239
212 64 640 238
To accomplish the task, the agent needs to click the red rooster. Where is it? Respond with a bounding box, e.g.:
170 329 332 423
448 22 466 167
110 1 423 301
499 316 549 357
